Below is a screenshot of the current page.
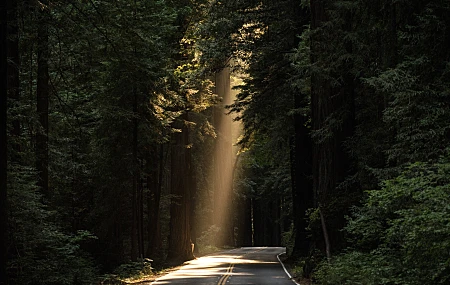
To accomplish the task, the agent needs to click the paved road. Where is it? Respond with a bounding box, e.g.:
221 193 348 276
150 247 296 285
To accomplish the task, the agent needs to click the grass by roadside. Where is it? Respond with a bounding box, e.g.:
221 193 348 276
278 254 312 285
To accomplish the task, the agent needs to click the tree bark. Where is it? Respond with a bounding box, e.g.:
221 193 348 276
7 0 19 159
310 0 356 256
1 1 8 283
242 197 253 246
36 0 49 199
310 0 332 257
138 169 144 259
167 113 194 264
188 146 198 254
319 208 331 261
236 195 253 247
290 0 314 259
270 198 281 246
131 87 139 261
290 100 313 258
147 145 163 259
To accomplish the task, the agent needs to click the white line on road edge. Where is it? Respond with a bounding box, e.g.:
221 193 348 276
277 252 301 285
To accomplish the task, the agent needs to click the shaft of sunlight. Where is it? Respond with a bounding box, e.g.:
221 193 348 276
205 65 242 248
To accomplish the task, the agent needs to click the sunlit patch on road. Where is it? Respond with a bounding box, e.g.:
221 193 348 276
150 247 294 285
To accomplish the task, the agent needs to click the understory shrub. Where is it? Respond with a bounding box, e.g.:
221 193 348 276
315 159 450 285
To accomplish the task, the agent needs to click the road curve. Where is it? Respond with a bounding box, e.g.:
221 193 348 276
150 247 296 285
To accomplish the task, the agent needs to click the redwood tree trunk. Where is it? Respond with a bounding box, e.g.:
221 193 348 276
1 1 8 283
252 198 264 246
36 0 49 199
290 2 313 259
270 198 281 246
242 197 253 246
188 148 198 253
7 0 19 158
138 171 144 259
290 99 313 258
236 195 253 247
131 87 139 261
147 145 163 259
310 0 331 259
167 113 194 264
310 0 356 258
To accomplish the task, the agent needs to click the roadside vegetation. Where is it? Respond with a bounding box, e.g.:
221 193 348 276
2 0 450 284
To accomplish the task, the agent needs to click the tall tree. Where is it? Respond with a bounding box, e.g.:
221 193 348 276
310 0 332 259
146 144 164 259
289 3 314 259
36 0 49 199
0 0 8 283
310 0 357 258
7 0 19 159
290 100 313 258
85 0 178 267
167 113 195 263
131 84 139 261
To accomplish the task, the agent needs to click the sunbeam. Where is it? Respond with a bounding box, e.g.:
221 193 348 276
199 65 242 248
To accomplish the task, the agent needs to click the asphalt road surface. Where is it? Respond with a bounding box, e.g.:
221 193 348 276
150 247 297 285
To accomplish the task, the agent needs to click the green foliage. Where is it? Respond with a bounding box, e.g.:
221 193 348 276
234 136 293 245
348 0 450 185
196 225 223 255
8 0 217 280
236 136 292 202
197 225 221 247
281 223 295 256
289 262 305 281
314 251 388 285
6 0 450 282
315 159 450 285
111 259 153 282
7 165 97 285
198 0 304 147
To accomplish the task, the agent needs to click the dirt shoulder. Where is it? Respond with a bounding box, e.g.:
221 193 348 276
278 253 312 285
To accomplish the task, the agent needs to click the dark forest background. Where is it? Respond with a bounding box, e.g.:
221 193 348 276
2 0 450 284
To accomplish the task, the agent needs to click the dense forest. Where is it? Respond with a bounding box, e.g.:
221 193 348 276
2 0 450 284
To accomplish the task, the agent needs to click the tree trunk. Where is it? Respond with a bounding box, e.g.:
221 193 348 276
36 0 49 199
131 86 145 261
290 2 313 259
236 194 252 247
310 0 332 257
243 197 253 246
1 1 8 283
131 87 138 261
319 208 331 261
147 145 163 259
310 0 356 256
138 170 144 259
189 148 198 254
290 102 313 258
252 198 264 246
7 0 20 159
167 113 194 264
270 198 281 246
